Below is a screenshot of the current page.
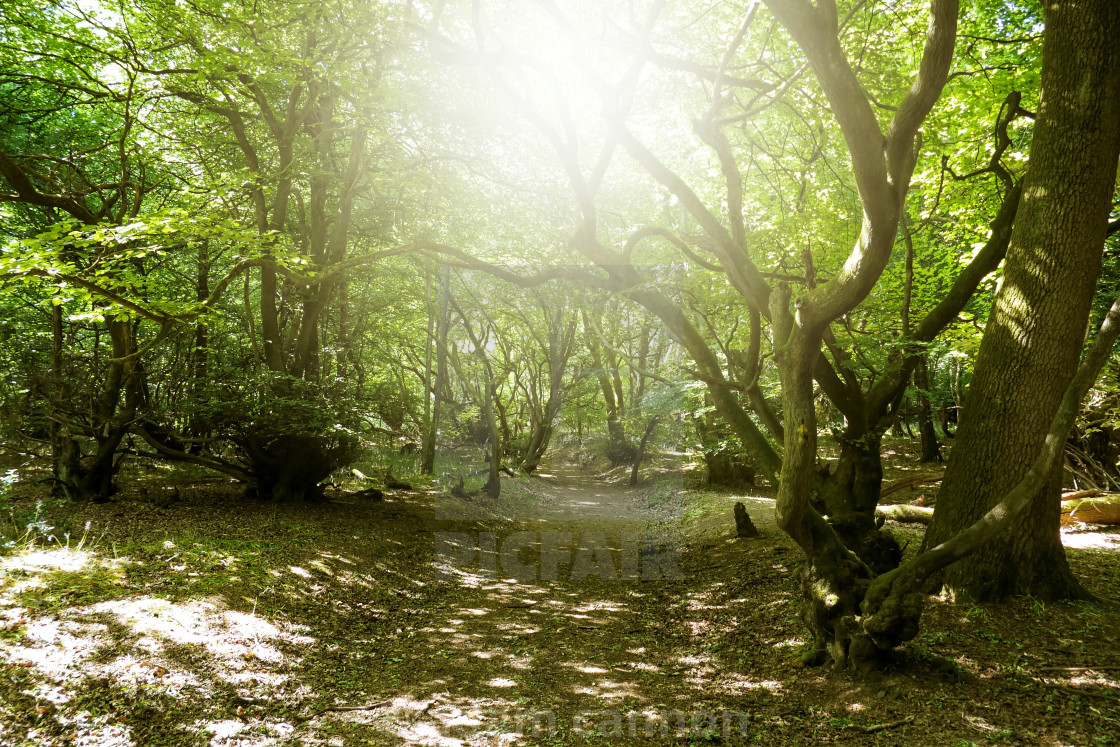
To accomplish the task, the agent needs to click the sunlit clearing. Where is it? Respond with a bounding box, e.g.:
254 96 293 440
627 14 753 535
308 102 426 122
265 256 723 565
1060 528 1120 550
4 547 92 574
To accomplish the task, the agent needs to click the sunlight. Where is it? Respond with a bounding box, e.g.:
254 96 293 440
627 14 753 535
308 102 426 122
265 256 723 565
719 677 785 694
628 661 660 672
1060 528 1120 550
493 622 539 634
197 718 247 741
571 600 623 613
0 0 1113 742
5 548 93 574
569 662 609 674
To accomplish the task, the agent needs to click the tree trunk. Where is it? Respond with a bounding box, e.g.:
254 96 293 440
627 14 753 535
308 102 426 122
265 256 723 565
421 268 450 474
55 319 142 502
923 0 1120 602
628 416 659 486
245 434 349 502
482 379 501 498
914 357 941 463
188 241 211 452
48 302 65 495
813 432 901 575
583 310 636 466
937 407 955 439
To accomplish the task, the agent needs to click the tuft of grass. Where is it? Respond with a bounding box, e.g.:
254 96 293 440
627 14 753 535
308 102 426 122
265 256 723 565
15 561 131 610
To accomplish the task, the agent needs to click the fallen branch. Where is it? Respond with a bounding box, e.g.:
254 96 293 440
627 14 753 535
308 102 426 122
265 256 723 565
880 472 943 498
856 715 915 733
876 503 935 524
1061 489 1103 501
1061 494 1120 525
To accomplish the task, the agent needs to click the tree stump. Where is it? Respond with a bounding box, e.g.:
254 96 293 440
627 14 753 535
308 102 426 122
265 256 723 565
734 502 760 538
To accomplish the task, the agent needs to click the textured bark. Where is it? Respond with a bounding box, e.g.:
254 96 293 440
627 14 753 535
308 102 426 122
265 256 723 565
862 295 1120 649
756 0 960 670
813 434 901 574
923 0 1120 602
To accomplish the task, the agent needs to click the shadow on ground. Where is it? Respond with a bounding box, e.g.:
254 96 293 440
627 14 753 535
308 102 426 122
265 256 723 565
1 467 1118 745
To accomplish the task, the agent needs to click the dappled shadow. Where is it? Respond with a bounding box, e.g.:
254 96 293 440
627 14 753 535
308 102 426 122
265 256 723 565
2 470 1120 745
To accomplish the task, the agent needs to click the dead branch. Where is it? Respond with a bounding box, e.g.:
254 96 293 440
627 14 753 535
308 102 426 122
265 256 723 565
879 472 943 498
876 504 935 524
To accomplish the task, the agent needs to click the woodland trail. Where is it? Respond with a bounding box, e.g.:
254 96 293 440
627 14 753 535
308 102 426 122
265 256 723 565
369 469 730 743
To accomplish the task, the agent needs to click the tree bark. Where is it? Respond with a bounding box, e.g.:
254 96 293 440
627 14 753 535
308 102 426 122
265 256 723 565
922 0 1120 602
914 357 941 463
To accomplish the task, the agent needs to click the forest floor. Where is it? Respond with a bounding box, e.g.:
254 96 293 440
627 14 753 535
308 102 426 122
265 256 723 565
0 445 1119 746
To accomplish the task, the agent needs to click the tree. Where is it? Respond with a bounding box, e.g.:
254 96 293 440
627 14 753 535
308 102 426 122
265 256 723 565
922 0 1120 602
419 0 1115 670
0 0 181 501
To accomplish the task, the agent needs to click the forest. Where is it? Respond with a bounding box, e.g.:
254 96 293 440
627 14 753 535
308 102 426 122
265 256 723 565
1 0 1119 743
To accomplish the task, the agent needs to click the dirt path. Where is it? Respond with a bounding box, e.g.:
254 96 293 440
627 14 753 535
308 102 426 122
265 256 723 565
362 471 715 743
